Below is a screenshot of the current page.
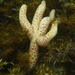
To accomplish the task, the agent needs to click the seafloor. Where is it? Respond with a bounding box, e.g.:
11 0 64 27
0 0 75 75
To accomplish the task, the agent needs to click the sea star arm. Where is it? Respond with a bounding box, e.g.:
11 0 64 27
32 0 46 33
29 38 39 69
49 9 55 21
19 4 33 40
39 17 51 36
39 9 55 36
37 21 58 47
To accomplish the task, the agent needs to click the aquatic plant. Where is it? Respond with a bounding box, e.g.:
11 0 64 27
0 0 75 75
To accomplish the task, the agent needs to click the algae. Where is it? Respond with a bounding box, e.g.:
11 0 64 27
0 0 75 75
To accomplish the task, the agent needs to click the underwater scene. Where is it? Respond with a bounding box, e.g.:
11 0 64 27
0 0 75 75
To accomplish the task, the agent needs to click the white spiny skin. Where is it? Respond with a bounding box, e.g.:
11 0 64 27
19 0 59 69
37 21 58 47
32 1 46 33
19 4 33 40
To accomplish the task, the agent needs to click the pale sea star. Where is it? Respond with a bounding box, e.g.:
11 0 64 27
19 0 59 69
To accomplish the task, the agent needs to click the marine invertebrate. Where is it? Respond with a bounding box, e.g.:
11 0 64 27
19 0 59 69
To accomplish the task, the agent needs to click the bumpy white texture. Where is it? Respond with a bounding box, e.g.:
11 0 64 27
19 0 59 69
